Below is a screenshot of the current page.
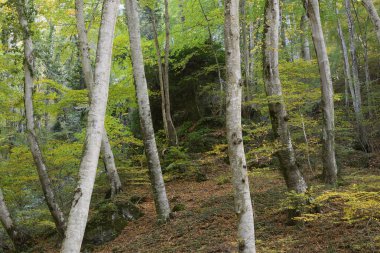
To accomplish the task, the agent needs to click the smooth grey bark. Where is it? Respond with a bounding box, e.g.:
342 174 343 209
362 0 380 42
61 0 119 251
16 0 66 237
75 0 122 198
163 0 178 146
224 0 256 252
300 14 311 61
345 0 371 152
0 189 27 251
263 0 307 194
125 0 171 221
304 0 338 185
336 9 354 109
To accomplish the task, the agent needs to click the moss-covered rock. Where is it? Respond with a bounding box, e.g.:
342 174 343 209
83 199 143 248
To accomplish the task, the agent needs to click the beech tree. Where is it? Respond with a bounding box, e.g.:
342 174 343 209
344 0 371 152
336 8 353 109
61 0 119 251
0 188 28 251
300 14 311 61
304 0 338 184
75 0 122 197
361 0 380 42
263 0 307 195
125 0 171 221
16 0 66 237
224 0 256 252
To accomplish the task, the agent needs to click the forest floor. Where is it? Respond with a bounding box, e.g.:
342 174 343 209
90 152 380 253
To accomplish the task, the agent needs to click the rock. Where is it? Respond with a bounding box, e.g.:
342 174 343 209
83 200 143 248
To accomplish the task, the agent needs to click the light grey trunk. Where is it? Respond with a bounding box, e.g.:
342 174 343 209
304 0 338 185
101 132 122 197
75 0 122 198
16 0 66 237
345 0 371 152
336 9 354 109
163 0 178 146
61 0 119 251
0 189 24 251
263 0 307 194
224 0 256 252
300 14 311 61
362 0 380 42
125 0 171 222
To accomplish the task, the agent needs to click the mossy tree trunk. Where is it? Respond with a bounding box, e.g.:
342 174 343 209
263 0 308 194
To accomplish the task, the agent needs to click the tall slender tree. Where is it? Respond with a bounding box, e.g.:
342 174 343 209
300 14 311 61
224 0 256 252
16 0 66 237
61 0 119 251
263 0 307 194
344 0 371 152
304 0 338 184
75 0 122 198
0 188 29 251
163 0 178 146
336 8 354 109
361 0 380 42
125 0 171 222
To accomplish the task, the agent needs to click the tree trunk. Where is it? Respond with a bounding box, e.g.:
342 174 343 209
263 0 308 194
362 0 380 42
61 0 119 251
0 189 28 251
101 131 122 197
336 8 354 109
345 0 371 152
125 0 171 222
224 0 256 252
241 0 250 102
304 0 338 185
300 14 311 60
16 0 66 237
363 24 373 118
163 0 178 146
150 8 169 138
75 0 122 198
